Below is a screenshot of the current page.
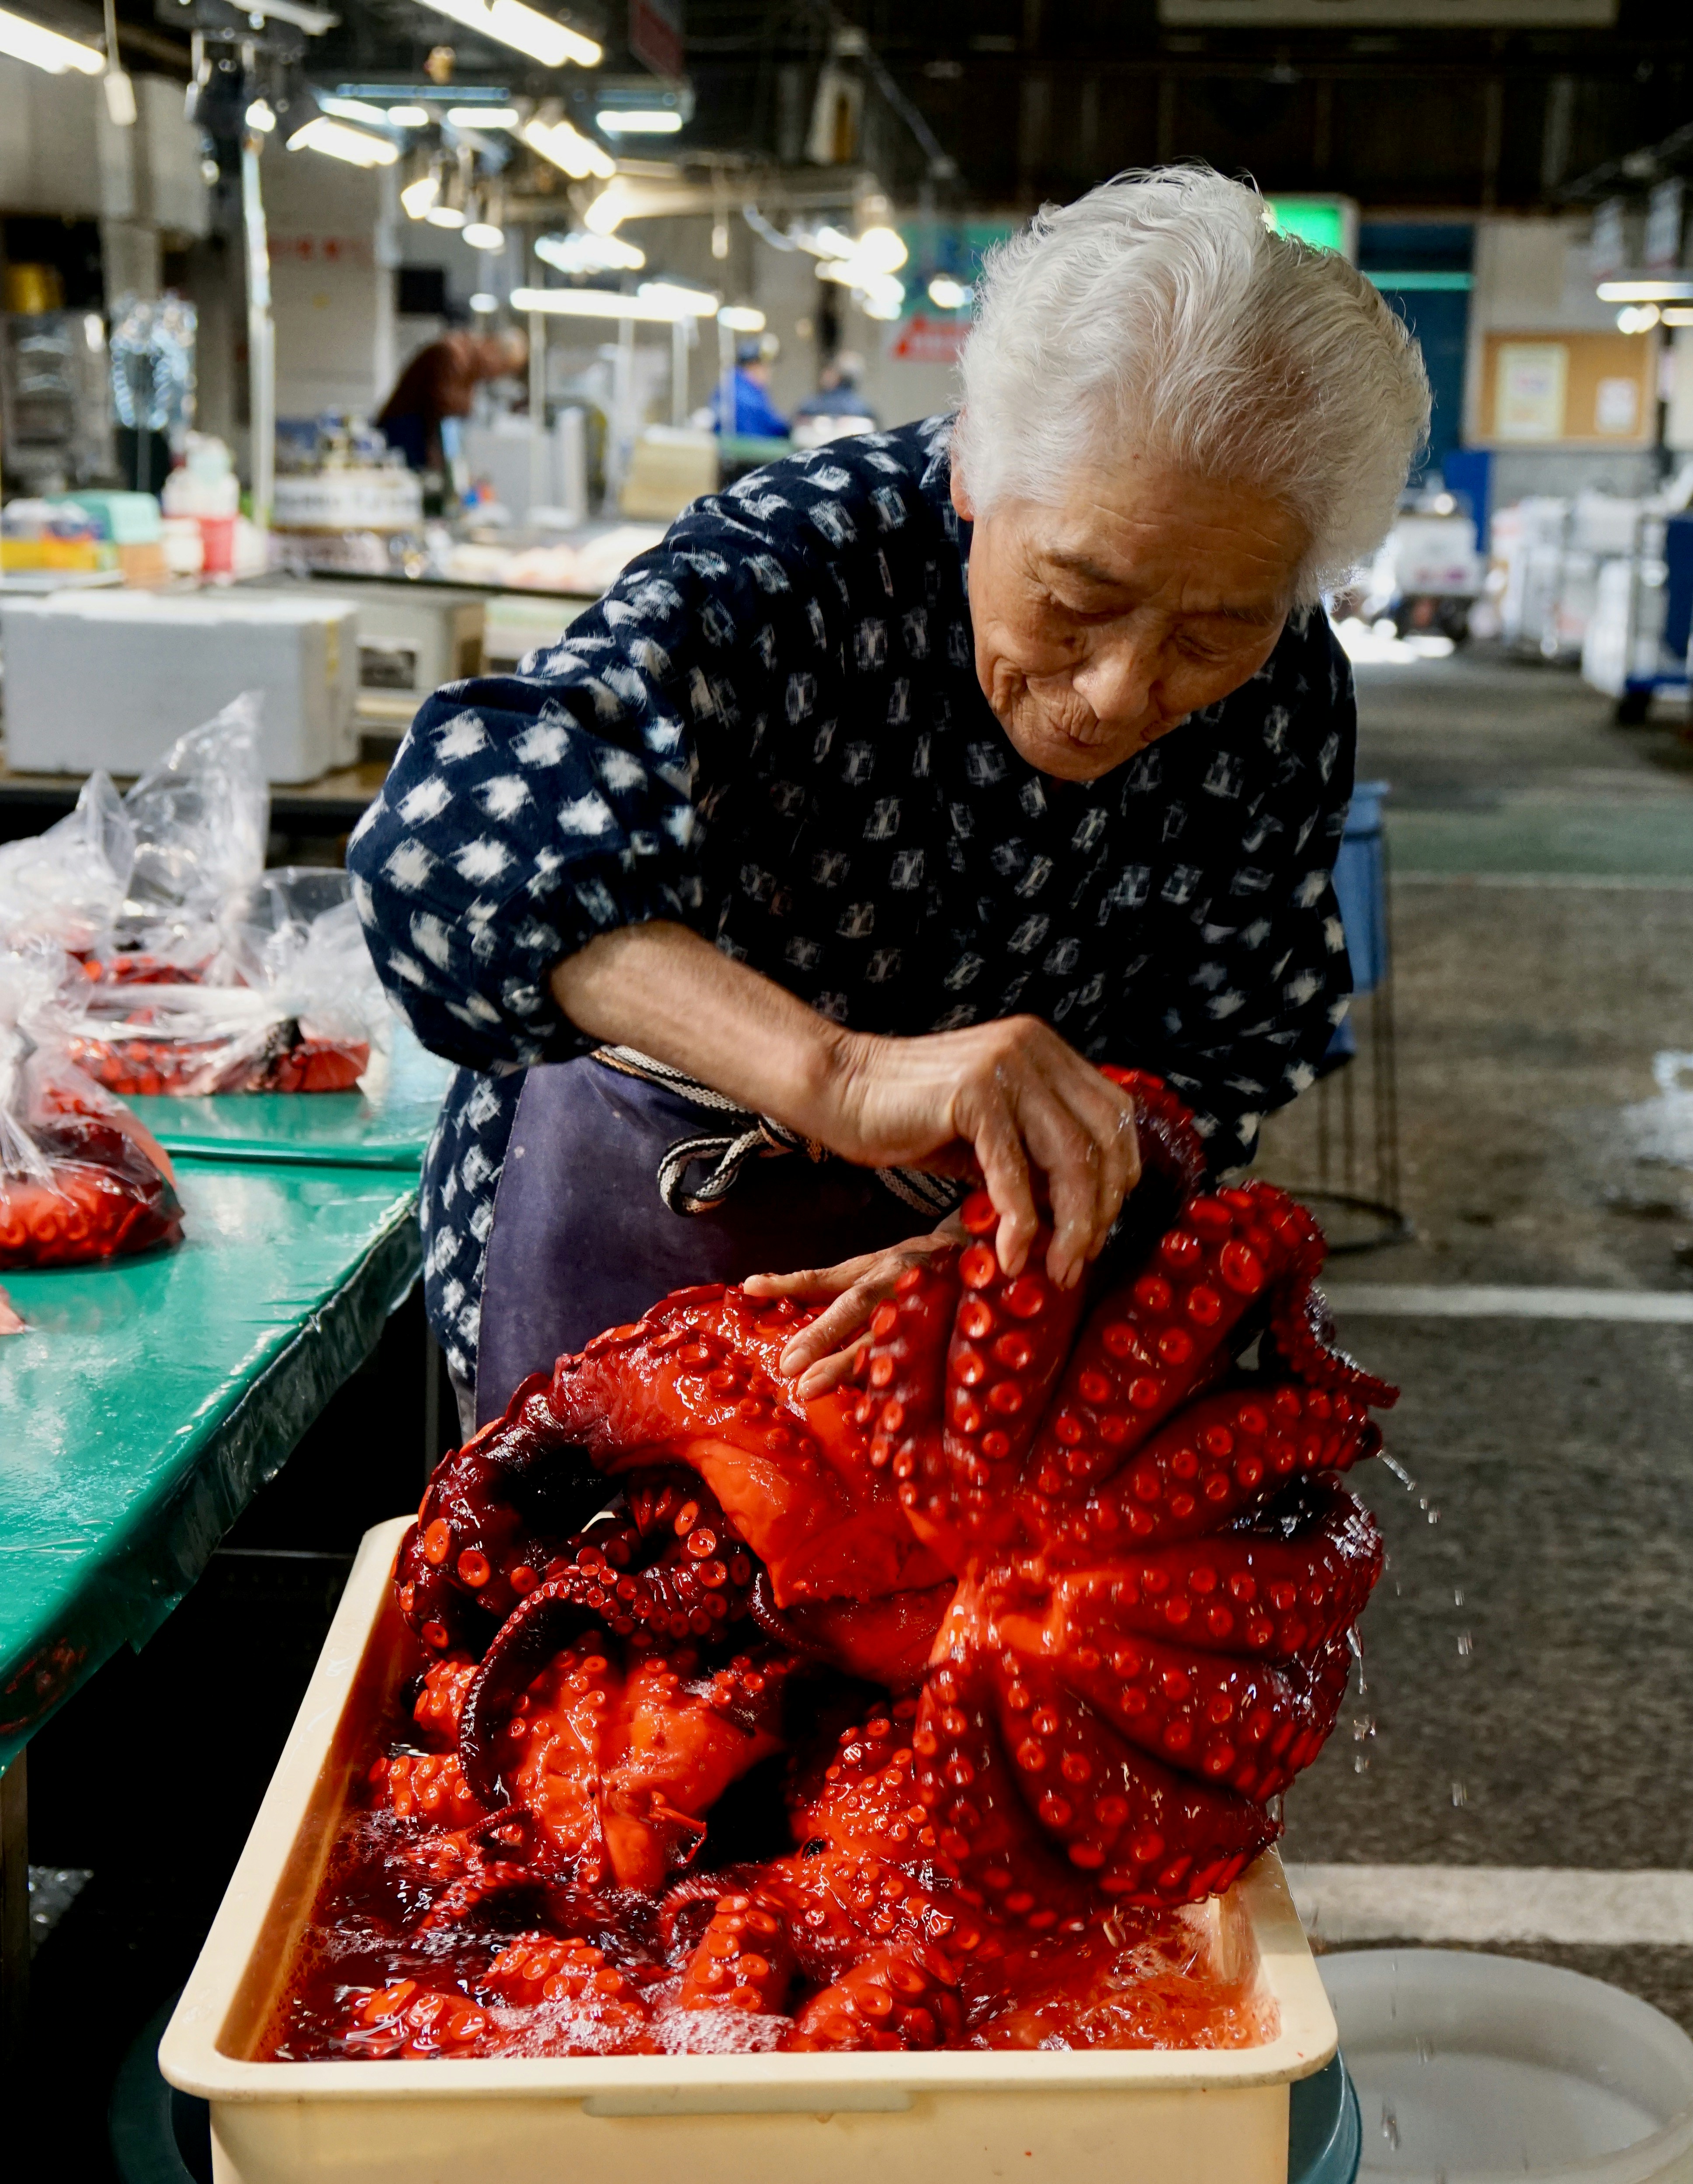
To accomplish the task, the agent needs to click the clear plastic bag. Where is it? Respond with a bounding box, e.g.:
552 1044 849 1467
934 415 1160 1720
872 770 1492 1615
63 869 387 1098
0 692 268 974
0 770 132 955
0 946 184 1268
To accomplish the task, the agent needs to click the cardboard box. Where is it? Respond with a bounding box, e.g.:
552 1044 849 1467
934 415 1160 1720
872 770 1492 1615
0 589 360 781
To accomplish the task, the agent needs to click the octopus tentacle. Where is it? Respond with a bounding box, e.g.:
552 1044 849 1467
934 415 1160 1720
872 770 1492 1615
1100 1067 1211 1201
1021 1382 1381 1553
983 1661 1274 1905
677 1889 799 2014
549 1286 944 1609
396 1374 608 1653
1042 1476 1384 1662
1266 1258 1401 1411
788 1944 964 2050
1027 1185 1317 1500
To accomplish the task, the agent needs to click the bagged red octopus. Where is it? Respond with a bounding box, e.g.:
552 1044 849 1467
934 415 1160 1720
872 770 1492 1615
0 947 184 1269
62 867 384 1097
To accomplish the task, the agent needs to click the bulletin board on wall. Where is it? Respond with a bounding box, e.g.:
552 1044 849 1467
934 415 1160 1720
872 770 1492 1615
1478 331 1657 447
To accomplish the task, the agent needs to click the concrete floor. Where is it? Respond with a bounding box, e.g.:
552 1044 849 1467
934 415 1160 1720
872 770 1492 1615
1259 650 1693 2031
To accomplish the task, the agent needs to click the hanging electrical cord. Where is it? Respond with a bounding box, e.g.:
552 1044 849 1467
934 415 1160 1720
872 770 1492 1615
102 0 137 125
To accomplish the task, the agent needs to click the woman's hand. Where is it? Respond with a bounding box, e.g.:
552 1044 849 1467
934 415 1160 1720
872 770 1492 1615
818 1017 1141 1291
553 926 1141 1290
743 1222 965 1399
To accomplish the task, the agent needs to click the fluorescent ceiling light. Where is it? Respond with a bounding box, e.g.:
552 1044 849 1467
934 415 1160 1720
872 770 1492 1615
416 0 600 69
1664 307 1693 328
400 173 439 217
1597 279 1693 303
448 104 517 126
427 203 467 227
470 291 498 312
0 6 103 74
638 280 718 315
927 275 970 310
245 97 277 132
535 229 645 273
104 69 136 126
596 108 681 135
320 95 393 126
388 104 430 125
244 0 338 32
521 114 614 180
512 286 695 322
858 277 905 321
855 225 908 274
463 220 505 250
288 116 400 165
717 304 765 332
583 179 632 231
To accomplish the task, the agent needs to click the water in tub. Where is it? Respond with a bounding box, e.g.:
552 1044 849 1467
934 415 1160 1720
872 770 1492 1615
257 1637 1279 2062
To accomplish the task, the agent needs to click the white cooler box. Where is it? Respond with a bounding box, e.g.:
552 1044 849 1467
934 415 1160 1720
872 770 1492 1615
0 589 361 782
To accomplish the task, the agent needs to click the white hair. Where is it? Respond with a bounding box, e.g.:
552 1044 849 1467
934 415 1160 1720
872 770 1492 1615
953 167 1431 605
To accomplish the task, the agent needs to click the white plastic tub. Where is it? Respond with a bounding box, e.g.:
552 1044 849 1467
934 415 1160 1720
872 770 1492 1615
1320 1948 1693 2182
160 1517 1340 2184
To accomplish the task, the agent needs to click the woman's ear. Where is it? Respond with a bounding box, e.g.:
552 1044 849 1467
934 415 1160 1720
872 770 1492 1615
949 433 976 523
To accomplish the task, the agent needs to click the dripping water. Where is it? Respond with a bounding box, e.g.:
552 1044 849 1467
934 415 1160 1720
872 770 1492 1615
1381 2098 1401 2150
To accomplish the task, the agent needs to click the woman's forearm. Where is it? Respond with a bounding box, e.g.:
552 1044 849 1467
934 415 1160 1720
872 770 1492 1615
549 921 852 1137
552 919 1141 1289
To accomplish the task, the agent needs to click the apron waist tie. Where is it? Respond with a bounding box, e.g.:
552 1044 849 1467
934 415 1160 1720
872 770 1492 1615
592 1046 961 1223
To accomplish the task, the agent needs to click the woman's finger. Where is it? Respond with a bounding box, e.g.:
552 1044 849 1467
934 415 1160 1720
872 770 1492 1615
761 1225 966 1381
777 1279 888 1377
1016 1083 1102 1290
794 1338 871 1401
964 1091 1038 1278
743 1249 885 1303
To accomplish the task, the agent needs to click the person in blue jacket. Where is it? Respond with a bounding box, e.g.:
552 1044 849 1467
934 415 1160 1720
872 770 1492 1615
708 334 789 438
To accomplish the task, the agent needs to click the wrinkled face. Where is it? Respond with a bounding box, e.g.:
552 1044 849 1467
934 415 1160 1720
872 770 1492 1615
952 450 1309 783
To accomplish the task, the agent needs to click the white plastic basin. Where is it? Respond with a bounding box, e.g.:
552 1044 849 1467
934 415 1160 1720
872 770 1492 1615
161 1517 1341 2184
1320 1948 1693 2183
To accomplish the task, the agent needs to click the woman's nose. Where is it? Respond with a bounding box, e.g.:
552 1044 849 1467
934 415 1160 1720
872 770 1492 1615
1072 632 1158 730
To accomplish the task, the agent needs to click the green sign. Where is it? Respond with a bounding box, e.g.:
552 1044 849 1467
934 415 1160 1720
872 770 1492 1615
1263 198 1354 260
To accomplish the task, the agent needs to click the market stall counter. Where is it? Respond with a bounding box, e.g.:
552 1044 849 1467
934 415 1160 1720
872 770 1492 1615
123 1024 455 1172
0 1159 421 1772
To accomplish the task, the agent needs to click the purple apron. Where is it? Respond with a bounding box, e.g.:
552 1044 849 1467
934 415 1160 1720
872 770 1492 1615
474 1054 943 1426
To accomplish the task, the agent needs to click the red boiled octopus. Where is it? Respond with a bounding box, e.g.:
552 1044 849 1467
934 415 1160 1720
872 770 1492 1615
374 1069 1394 2052
0 1106 184 1269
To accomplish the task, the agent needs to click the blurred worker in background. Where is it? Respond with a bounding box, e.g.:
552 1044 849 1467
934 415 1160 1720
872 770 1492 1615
790 350 878 449
707 334 788 438
378 327 529 474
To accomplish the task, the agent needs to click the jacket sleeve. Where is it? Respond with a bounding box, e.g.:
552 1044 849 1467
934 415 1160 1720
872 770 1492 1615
346 510 826 1073
1138 615 1358 1170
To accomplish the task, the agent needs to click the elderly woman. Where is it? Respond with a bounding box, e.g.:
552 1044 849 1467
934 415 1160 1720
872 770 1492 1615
350 167 1429 1437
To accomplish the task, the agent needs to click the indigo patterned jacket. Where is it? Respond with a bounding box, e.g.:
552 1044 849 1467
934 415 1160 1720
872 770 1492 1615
348 415 1356 1384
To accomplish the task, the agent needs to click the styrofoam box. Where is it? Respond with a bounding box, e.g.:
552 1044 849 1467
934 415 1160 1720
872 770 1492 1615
347 586 486 726
160 1518 1338 2184
0 590 361 783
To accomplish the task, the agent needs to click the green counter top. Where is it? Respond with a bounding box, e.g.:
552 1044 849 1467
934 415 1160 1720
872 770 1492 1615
122 1025 455 1171
0 1161 421 1766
